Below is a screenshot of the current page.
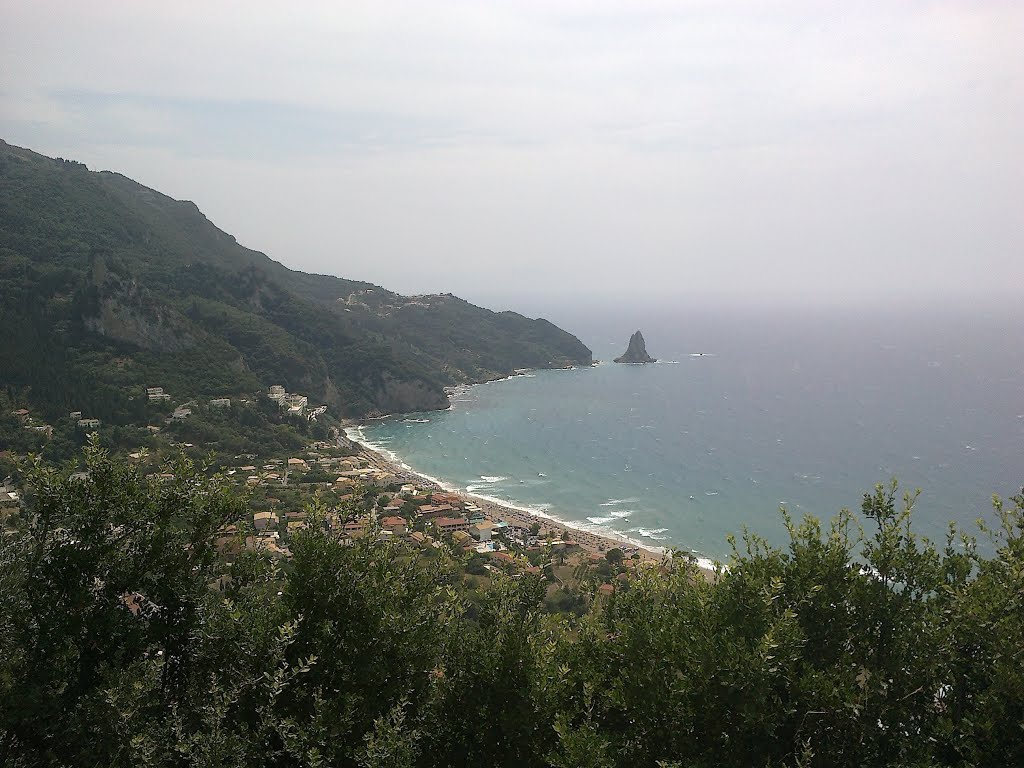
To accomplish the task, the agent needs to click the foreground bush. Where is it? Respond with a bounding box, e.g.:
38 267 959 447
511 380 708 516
1 442 1021 767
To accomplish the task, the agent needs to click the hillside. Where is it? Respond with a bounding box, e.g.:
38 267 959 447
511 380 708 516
0 140 592 423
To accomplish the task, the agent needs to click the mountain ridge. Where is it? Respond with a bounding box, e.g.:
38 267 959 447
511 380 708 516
0 139 592 424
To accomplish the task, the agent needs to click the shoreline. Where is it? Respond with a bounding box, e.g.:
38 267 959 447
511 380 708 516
344 422 720 574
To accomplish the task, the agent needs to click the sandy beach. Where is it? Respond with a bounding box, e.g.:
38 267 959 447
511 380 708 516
348 435 691 566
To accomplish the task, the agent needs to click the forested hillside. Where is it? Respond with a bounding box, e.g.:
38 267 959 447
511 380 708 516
0 140 592 422
1 446 1021 767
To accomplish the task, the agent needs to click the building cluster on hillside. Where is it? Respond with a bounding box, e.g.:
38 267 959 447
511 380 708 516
267 385 309 416
213 450 571 574
146 387 171 402
8 407 104 439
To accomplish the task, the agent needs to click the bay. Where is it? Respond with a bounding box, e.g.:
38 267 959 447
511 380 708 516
355 306 1024 561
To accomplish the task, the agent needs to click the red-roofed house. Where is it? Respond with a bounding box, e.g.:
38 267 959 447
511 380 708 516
381 515 408 535
419 504 455 518
432 517 468 535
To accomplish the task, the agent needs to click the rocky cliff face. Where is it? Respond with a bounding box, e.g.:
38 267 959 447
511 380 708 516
364 372 450 417
614 331 656 364
82 272 198 354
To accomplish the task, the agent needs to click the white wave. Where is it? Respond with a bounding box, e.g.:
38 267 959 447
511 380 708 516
587 515 616 525
402 418 430 423
600 497 637 506
704 491 719 496
347 426 688 558
609 509 633 519
463 490 556 520
343 427 459 492
479 475 508 483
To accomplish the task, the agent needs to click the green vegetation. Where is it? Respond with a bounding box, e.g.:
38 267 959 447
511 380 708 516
1 444 1022 767
0 139 592 427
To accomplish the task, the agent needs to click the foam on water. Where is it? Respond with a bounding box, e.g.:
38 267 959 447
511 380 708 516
354 309 1024 561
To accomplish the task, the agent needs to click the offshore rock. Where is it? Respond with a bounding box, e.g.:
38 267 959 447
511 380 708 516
614 330 656 364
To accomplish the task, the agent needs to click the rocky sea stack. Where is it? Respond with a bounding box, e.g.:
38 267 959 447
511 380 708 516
614 330 657 364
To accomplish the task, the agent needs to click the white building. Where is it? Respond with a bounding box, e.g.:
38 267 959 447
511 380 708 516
147 387 171 401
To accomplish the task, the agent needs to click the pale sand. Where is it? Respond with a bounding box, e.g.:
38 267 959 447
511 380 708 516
350 443 726 571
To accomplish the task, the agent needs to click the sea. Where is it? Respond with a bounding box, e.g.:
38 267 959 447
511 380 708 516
349 304 1024 563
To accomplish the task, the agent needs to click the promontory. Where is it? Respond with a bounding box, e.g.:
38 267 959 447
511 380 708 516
614 331 656 364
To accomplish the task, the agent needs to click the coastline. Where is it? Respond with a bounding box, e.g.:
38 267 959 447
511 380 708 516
344 421 720 574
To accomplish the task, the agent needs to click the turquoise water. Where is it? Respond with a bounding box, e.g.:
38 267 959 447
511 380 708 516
353 308 1024 561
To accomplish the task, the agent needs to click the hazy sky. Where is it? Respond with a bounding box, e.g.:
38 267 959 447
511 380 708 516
2 1 1021 311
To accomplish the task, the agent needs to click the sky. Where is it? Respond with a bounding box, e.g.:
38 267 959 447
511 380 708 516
2 1 1022 313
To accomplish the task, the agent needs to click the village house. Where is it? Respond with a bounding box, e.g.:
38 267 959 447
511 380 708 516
209 398 231 408
30 425 54 439
253 511 277 531
419 504 455 519
431 492 464 507
287 457 309 472
284 394 307 412
268 385 286 402
380 516 408 535
170 407 191 421
469 521 494 542
0 489 20 512
146 387 171 401
432 516 468 535
69 411 82 420
11 409 30 423
342 518 370 538
77 418 101 429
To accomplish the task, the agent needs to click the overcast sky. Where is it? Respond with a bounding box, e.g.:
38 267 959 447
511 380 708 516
2 1 1021 312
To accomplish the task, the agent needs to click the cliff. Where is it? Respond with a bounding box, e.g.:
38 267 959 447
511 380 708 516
614 331 657 364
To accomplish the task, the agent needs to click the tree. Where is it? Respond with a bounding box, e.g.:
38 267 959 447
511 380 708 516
0 436 249 765
605 548 624 566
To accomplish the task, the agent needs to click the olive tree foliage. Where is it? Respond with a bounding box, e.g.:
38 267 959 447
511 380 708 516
0 437 251 765
538 481 1024 768
1 443 1022 768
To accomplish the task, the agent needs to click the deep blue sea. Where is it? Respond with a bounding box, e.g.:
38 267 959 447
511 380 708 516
352 306 1023 562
